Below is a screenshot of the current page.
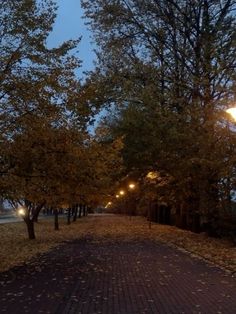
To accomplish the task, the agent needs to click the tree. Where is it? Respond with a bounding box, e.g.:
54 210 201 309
82 0 236 232
0 0 90 238
71 125 124 211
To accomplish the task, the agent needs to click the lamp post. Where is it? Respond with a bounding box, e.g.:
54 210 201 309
115 183 136 217
128 183 136 218
146 172 159 229
118 190 125 214
114 190 125 214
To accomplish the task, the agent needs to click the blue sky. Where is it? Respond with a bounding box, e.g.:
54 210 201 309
47 0 96 75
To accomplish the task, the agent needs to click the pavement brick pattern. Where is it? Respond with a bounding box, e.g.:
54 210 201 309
0 237 235 314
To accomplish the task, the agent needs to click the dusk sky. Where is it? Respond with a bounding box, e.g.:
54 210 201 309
47 0 96 75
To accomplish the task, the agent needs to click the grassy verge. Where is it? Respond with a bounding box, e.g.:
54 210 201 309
0 215 235 273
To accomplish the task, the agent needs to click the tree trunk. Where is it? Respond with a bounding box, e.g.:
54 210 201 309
148 201 152 229
83 204 86 216
192 213 200 233
67 207 71 225
54 209 59 230
25 219 36 240
205 177 220 237
0 198 4 212
73 204 78 222
78 204 82 218
175 201 188 230
33 212 39 222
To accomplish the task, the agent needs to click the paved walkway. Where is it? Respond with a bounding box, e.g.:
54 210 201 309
0 237 235 314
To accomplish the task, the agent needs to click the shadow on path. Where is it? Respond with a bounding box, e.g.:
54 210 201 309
0 237 235 314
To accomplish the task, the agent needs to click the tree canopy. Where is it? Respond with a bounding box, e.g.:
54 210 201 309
0 0 123 239
82 0 236 232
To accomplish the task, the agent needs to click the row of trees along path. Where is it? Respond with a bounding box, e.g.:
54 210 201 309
81 0 236 237
0 1 123 239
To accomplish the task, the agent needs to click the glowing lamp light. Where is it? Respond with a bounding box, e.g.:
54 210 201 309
129 183 135 189
105 201 112 208
119 190 125 195
116 194 120 198
146 171 158 180
226 108 236 121
18 207 25 216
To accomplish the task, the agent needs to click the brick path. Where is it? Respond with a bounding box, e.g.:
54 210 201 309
0 237 235 314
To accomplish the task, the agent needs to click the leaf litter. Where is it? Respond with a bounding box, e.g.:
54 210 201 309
0 215 235 274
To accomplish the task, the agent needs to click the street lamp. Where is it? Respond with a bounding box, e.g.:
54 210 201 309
128 183 135 190
226 108 236 121
115 183 137 216
17 206 26 217
127 182 137 218
146 171 159 229
115 191 125 214
105 201 112 208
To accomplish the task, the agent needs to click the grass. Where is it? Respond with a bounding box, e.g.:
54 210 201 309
0 215 235 273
